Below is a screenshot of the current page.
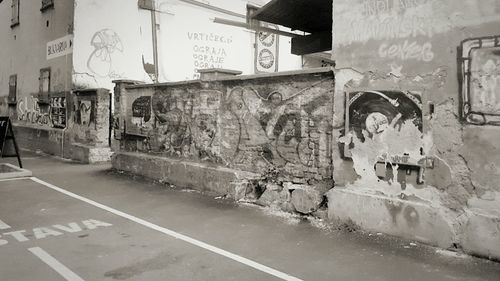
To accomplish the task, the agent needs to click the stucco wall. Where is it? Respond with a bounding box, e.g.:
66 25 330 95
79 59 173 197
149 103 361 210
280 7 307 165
331 0 500 258
0 0 74 124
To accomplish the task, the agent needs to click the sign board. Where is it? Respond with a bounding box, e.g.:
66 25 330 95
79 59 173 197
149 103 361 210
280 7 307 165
255 24 279 73
0 117 23 168
47 35 74 60
0 117 9 151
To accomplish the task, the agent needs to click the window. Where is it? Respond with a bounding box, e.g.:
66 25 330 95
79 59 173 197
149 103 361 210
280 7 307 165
460 35 500 126
8 75 17 104
11 0 19 27
39 68 51 93
41 0 54 11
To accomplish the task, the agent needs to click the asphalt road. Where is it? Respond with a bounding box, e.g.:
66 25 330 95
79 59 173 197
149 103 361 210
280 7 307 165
1 152 499 281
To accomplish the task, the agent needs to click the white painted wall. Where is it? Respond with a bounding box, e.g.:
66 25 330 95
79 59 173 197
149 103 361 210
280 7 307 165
156 0 302 81
72 0 154 89
72 0 302 88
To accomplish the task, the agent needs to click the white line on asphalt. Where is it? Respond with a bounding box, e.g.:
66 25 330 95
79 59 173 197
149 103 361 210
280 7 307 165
28 247 85 281
30 177 303 281
0 219 11 230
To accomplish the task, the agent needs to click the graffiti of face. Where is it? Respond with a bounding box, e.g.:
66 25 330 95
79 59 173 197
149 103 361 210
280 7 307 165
365 112 389 134
269 92 282 106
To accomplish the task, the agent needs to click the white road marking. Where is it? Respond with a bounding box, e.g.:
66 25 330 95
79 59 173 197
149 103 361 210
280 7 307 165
0 219 11 230
30 177 303 281
28 247 85 281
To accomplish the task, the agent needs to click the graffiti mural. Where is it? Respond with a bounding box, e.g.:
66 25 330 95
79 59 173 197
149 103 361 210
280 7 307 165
50 96 66 128
342 90 429 185
87 29 124 78
17 96 51 126
150 89 221 161
120 74 335 179
126 93 154 137
460 35 500 125
223 80 333 176
73 95 96 129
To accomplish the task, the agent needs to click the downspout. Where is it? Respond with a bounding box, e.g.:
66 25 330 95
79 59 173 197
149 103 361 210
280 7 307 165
151 0 159 82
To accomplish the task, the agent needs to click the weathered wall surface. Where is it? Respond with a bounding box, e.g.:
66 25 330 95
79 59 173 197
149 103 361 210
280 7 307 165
118 70 334 181
331 0 500 259
113 68 334 213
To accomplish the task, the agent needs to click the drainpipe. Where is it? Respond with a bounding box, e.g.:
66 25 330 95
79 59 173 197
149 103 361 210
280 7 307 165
151 0 159 82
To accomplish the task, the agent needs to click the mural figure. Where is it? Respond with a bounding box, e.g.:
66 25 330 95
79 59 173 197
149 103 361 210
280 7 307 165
342 90 427 185
73 97 96 129
87 29 124 78
224 81 333 173
151 90 220 161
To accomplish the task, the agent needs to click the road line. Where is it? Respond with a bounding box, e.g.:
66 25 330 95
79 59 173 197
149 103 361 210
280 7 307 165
0 219 11 230
30 177 303 281
28 247 85 281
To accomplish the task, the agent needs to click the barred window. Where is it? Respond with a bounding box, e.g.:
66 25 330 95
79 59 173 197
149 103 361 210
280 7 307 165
39 68 51 93
8 75 17 104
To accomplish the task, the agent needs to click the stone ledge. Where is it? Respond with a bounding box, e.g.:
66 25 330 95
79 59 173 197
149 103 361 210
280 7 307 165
112 152 260 196
461 209 500 261
13 124 64 157
326 188 456 249
69 143 112 164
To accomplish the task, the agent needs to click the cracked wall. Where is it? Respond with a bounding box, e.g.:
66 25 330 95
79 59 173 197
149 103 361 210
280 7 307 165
332 0 500 256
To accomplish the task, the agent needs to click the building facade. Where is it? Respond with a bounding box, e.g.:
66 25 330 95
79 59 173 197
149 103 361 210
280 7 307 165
330 0 500 259
0 0 302 161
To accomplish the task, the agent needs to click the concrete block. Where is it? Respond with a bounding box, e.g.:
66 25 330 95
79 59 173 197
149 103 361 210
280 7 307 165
291 187 324 214
68 143 112 164
112 152 259 196
13 125 63 156
327 188 455 248
461 209 500 260
257 183 282 206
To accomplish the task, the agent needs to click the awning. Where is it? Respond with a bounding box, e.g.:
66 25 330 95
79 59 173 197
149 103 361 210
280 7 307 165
251 0 332 33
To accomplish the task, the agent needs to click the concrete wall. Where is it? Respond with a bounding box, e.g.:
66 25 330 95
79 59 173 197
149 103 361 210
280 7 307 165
113 68 334 213
0 0 74 122
331 0 500 259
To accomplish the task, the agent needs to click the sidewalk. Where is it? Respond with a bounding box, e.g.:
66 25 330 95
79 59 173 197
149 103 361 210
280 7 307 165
1 152 499 281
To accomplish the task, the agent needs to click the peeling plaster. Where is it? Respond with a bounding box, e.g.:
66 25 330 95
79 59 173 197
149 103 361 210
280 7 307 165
339 118 440 203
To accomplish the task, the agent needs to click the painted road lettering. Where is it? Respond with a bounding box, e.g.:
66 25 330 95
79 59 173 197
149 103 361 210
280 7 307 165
0 219 11 230
0 219 112 245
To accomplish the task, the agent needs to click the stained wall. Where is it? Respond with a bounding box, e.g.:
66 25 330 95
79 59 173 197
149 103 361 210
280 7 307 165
331 0 500 257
